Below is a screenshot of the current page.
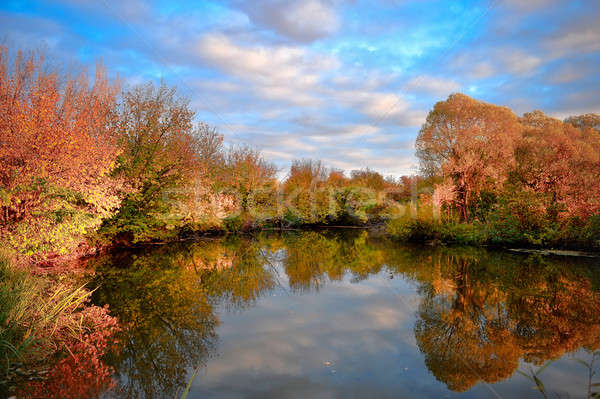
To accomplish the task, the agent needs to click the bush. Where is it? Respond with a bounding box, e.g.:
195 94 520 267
582 214 600 249
223 213 256 232
2 181 113 258
336 187 375 224
386 204 439 242
440 223 485 245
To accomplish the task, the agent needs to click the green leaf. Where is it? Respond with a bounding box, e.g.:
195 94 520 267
180 367 199 399
573 358 591 368
536 360 554 375
533 375 546 395
517 369 534 382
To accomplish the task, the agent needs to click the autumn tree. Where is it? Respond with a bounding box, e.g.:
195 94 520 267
0 46 123 256
515 110 600 219
0 47 120 222
218 144 277 221
416 94 521 221
221 145 276 200
324 169 347 188
112 83 199 189
349 168 388 191
195 122 225 182
284 159 328 191
564 113 600 133
282 159 340 224
99 82 220 243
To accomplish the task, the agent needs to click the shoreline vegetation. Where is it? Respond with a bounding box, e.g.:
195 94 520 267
1 45 599 396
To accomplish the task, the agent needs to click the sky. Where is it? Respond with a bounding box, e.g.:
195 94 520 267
1 0 599 177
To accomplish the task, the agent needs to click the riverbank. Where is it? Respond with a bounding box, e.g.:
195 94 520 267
20 210 600 270
385 203 600 252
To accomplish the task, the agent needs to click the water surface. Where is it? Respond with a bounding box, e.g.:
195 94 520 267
87 230 600 398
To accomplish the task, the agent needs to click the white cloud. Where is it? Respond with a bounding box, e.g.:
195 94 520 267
546 24 600 56
278 137 317 152
239 0 341 43
361 92 407 118
469 62 495 79
262 149 297 161
192 33 426 176
405 75 460 96
501 50 543 76
549 64 587 84
195 33 426 128
449 54 497 80
307 124 380 142
196 33 338 106
331 89 424 126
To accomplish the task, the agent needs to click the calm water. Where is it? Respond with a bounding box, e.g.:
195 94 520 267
84 230 600 399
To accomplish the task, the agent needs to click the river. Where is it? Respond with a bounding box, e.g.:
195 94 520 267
80 230 600 398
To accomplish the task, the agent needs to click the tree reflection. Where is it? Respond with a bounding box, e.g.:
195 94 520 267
398 247 600 392
88 238 275 398
411 250 520 391
196 236 277 309
77 232 600 397
90 250 218 399
282 230 385 292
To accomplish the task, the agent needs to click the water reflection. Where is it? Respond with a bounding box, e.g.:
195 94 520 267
90 249 219 398
401 247 600 392
82 230 600 398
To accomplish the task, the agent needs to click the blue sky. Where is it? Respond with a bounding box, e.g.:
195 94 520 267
1 0 599 176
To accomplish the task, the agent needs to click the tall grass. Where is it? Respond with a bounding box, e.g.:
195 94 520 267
0 251 91 396
0 252 38 367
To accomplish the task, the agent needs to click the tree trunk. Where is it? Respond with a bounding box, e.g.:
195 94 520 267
464 188 470 223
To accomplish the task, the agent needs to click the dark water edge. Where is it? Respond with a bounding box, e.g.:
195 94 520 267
37 229 600 398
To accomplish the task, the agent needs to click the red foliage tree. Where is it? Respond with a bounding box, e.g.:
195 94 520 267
0 46 120 224
516 111 600 219
416 94 521 221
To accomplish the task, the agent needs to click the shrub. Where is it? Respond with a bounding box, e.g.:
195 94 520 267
582 214 600 249
440 223 485 245
336 187 375 224
386 203 439 242
2 181 116 258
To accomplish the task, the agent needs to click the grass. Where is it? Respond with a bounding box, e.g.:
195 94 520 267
0 252 39 366
180 366 200 399
0 250 92 396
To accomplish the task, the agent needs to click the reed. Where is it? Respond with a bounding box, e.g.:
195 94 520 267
0 251 92 395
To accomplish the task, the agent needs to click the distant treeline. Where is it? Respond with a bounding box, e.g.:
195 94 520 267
1 46 600 260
